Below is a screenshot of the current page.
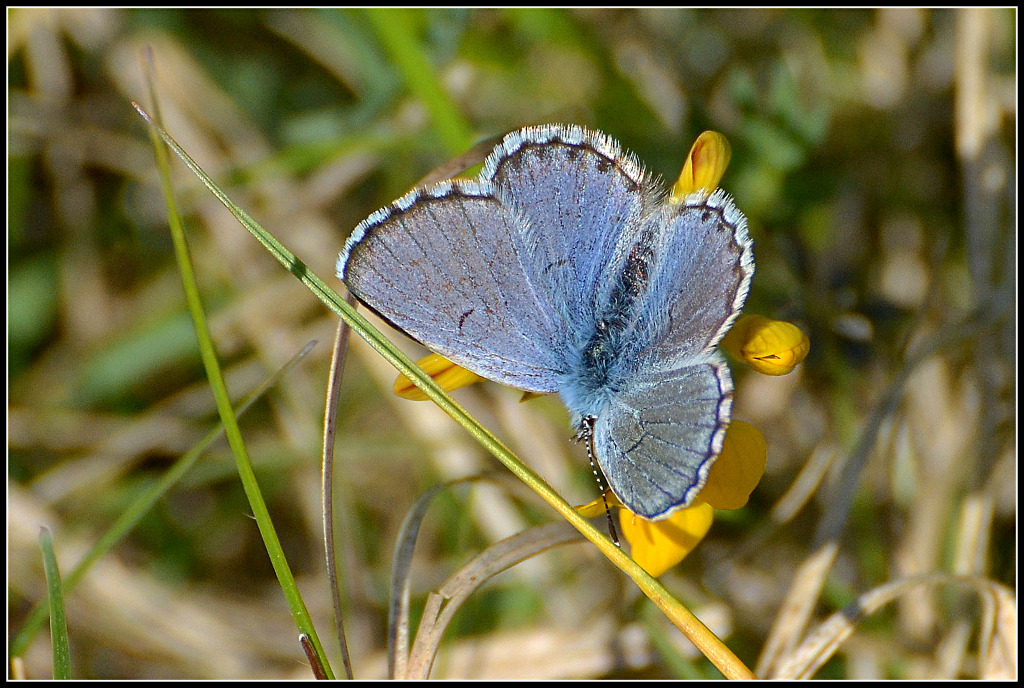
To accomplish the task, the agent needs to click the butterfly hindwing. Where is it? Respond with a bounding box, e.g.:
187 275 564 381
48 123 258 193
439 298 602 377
592 357 733 520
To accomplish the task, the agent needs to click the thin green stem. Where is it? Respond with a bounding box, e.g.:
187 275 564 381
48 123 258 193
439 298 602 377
139 57 335 679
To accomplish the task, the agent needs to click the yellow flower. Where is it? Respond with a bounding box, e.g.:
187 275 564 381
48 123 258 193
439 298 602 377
393 353 483 400
670 131 732 202
720 314 810 376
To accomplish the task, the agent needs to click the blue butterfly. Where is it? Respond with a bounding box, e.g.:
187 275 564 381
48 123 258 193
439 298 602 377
338 124 753 520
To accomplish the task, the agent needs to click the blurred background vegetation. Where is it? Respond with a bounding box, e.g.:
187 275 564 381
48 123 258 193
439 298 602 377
8 8 1016 679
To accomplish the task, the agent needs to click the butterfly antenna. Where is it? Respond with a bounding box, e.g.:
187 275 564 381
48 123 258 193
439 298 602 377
581 417 620 547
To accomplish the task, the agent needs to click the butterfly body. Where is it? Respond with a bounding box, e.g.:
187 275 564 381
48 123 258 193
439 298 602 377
339 124 753 520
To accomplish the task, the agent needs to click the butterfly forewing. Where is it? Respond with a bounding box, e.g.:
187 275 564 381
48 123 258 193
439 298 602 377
483 125 654 344
340 181 565 392
623 190 754 372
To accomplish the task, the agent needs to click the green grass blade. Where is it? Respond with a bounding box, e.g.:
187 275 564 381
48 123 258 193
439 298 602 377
139 62 335 679
39 527 71 680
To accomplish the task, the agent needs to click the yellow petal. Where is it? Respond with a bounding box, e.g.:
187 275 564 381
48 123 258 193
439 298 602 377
699 421 767 510
670 131 732 203
620 500 715 577
393 353 483 400
721 314 810 376
575 490 624 518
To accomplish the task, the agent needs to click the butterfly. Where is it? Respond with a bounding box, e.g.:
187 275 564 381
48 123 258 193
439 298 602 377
338 124 753 520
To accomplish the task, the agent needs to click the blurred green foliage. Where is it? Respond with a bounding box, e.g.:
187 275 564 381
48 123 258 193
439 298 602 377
8 8 1015 679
